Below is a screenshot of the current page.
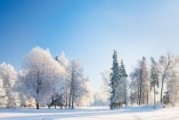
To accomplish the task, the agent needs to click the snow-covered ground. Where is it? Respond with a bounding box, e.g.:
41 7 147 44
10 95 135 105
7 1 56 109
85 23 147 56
0 106 179 120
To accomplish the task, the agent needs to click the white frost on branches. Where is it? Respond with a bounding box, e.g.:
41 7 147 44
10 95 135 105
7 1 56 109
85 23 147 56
19 47 65 109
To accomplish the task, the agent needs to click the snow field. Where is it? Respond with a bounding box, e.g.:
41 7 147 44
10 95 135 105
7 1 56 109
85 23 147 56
0 106 179 120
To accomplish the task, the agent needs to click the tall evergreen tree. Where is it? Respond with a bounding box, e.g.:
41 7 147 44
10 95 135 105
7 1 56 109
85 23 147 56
109 50 121 109
120 61 127 77
112 60 128 108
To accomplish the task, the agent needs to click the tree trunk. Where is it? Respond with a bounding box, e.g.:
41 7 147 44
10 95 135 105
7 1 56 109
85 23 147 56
68 93 71 108
160 75 165 104
48 104 51 109
110 89 115 109
65 91 68 108
137 89 139 105
36 87 40 109
72 100 74 109
154 85 156 109
130 91 133 105
69 71 75 109
69 80 73 108
142 92 145 104
139 72 143 106
36 102 39 109
139 80 142 106
137 90 139 105
147 89 149 105
71 81 75 109
36 75 40 110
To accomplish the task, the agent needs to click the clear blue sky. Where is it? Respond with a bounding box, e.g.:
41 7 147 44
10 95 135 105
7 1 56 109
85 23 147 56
0 0 179 90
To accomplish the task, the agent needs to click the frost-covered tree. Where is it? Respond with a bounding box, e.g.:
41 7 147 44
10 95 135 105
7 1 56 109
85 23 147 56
114 60 128 107
58 52 70 108
166 73 179 106
17 71 37 107
0 63 20 108
68 59 89 109
119 60 128 106
130 68 140 105
158 53 179 104
138 57 150 105
164 58 179 106
0 77 7 107
109 50 121 109
20 47 65 109
47 54 68 109
150 57 159 109
78 80 94 106
74 77 92 106
130 57 150 106
101 69 111 105
101 69 111 90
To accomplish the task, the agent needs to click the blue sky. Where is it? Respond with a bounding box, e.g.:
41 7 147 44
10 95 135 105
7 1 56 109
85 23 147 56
0 0 179 90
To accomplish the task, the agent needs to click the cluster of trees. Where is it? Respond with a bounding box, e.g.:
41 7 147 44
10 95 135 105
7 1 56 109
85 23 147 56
1 47 179 110
130 54 179 108
104 51 179 109
0 47 92 109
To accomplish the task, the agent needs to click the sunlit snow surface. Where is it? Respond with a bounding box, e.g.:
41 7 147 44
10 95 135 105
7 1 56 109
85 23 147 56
0 106 179 120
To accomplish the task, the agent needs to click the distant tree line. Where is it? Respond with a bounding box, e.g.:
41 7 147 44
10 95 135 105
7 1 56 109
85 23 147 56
102 51 179 109
1 47 179 110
